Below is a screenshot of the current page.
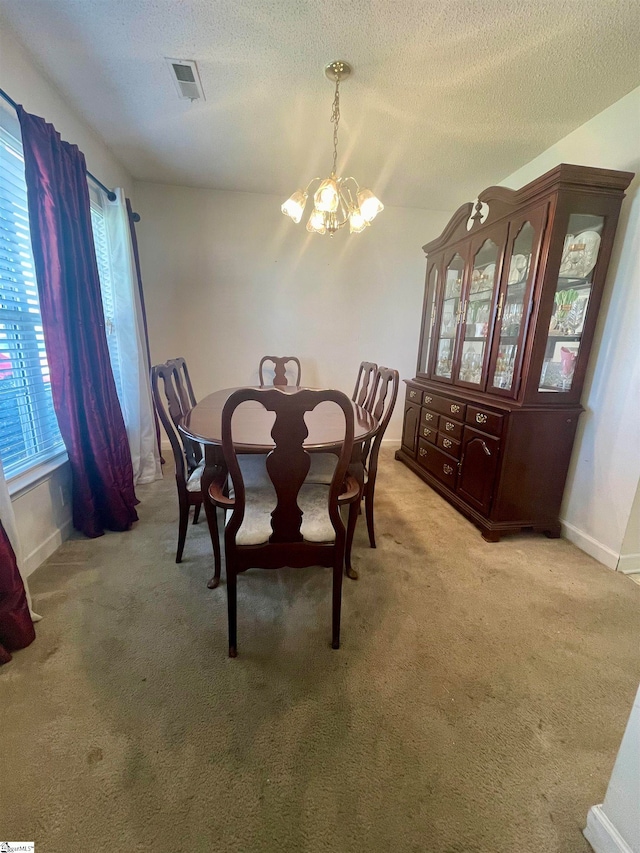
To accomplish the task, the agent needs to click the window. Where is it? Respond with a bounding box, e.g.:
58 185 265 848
0 108 64 478
89 186 124 402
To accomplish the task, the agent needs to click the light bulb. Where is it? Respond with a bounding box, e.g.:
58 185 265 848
357 188 384 222
306 208 326 234
314 177 340 213
349 208 367 234
281 190 307 223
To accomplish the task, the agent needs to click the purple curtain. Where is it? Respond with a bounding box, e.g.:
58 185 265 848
17 106 138 538
0 521 35 665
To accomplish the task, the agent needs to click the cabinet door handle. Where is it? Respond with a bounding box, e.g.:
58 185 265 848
481 441 491 456
496 291 505 322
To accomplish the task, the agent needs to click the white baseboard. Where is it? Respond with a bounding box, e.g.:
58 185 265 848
560 519 619 570
22 517 73 578
584 805 635 853
617 553 640 575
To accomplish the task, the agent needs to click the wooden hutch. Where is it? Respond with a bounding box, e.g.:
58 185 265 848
395 164 634 541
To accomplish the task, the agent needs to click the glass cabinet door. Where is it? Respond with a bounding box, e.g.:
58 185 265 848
456 238 501 387
433 252 465 381
538 213 605 393
417 261 439 375
488 204 547 397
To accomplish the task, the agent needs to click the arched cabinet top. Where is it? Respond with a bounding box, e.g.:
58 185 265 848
423 163 633 256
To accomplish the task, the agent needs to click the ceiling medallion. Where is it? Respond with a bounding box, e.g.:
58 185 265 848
281 61 384 237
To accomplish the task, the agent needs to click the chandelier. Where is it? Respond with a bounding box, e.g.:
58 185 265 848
281 61 384 236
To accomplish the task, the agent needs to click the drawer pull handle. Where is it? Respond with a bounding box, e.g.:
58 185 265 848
443 464 453 475
410 390 417 399
476 413 488 424
423 428 431 437
425 413 433 421
424 395 432 403
443 438 452 448
450 404 461 414
419 447 427 457
445 422 454 431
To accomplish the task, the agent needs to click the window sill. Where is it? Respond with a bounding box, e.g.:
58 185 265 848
7 450 69 500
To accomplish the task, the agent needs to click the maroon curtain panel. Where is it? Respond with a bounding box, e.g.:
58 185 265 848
0 521 35 665
17 106 138 538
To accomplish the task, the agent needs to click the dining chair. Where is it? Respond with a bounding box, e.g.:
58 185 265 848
347 366 400 554
352 361 378 407
207 387 359 657
151 361 220 572
258 355 302 387
167 357 202 475
306 360 378 489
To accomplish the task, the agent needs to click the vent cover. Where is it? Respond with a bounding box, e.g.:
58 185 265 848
165 58 205 102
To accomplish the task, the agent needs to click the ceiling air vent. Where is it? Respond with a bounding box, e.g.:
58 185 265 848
165 58 205 102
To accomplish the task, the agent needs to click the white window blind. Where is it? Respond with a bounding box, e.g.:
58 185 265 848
0 115 64 478
89 187 124 403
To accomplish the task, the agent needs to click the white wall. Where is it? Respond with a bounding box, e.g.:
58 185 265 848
134 182 450 438
500 87 640 568
0 20 133 573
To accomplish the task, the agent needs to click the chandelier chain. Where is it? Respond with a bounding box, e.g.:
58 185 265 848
330 78 340 175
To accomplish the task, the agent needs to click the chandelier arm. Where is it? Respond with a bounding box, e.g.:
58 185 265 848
341 176 361 192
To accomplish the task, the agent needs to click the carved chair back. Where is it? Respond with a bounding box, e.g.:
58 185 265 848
171 356 197 410
352 361 378 407
167 357 201 469
258 356 302 387
363 367 400 470
222 388 353 551
151 361 195 488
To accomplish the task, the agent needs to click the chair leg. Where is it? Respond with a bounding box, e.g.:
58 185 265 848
227 568 238 658
332 557 344 649
365 482 376 549
176 493 189 563
204 503 222 590
345 501 359 580
192 502 201 525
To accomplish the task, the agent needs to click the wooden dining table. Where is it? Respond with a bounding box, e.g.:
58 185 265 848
180 386 379 586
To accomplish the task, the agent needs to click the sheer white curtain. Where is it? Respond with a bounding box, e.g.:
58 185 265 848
103 189 161 485
0 457 41 621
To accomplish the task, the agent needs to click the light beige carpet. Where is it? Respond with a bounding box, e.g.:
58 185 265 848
2 448 639 853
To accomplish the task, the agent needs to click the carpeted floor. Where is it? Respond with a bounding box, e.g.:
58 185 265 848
2 448 639 853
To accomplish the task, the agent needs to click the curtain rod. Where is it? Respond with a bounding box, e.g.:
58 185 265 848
0 85 135 212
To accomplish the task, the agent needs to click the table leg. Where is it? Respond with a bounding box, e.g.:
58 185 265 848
200 444 224 589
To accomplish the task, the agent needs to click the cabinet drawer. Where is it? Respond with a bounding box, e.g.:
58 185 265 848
417 440 458 489
437 432 461 458
419 423 437 444
466 406 503 436
439 417 463 441
422 409 439 428
406 386 421 404
422 392 466 420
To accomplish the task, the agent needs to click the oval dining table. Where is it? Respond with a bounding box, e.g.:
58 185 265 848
180 386 379 587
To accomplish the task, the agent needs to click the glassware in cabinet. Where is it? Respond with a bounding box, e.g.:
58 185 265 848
458 238 500 386
538 213 604 393
433 252 464 380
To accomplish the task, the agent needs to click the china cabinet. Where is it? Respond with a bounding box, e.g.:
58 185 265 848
395 164 634 541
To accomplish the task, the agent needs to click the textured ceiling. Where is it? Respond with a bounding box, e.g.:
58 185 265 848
1 0 639 209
